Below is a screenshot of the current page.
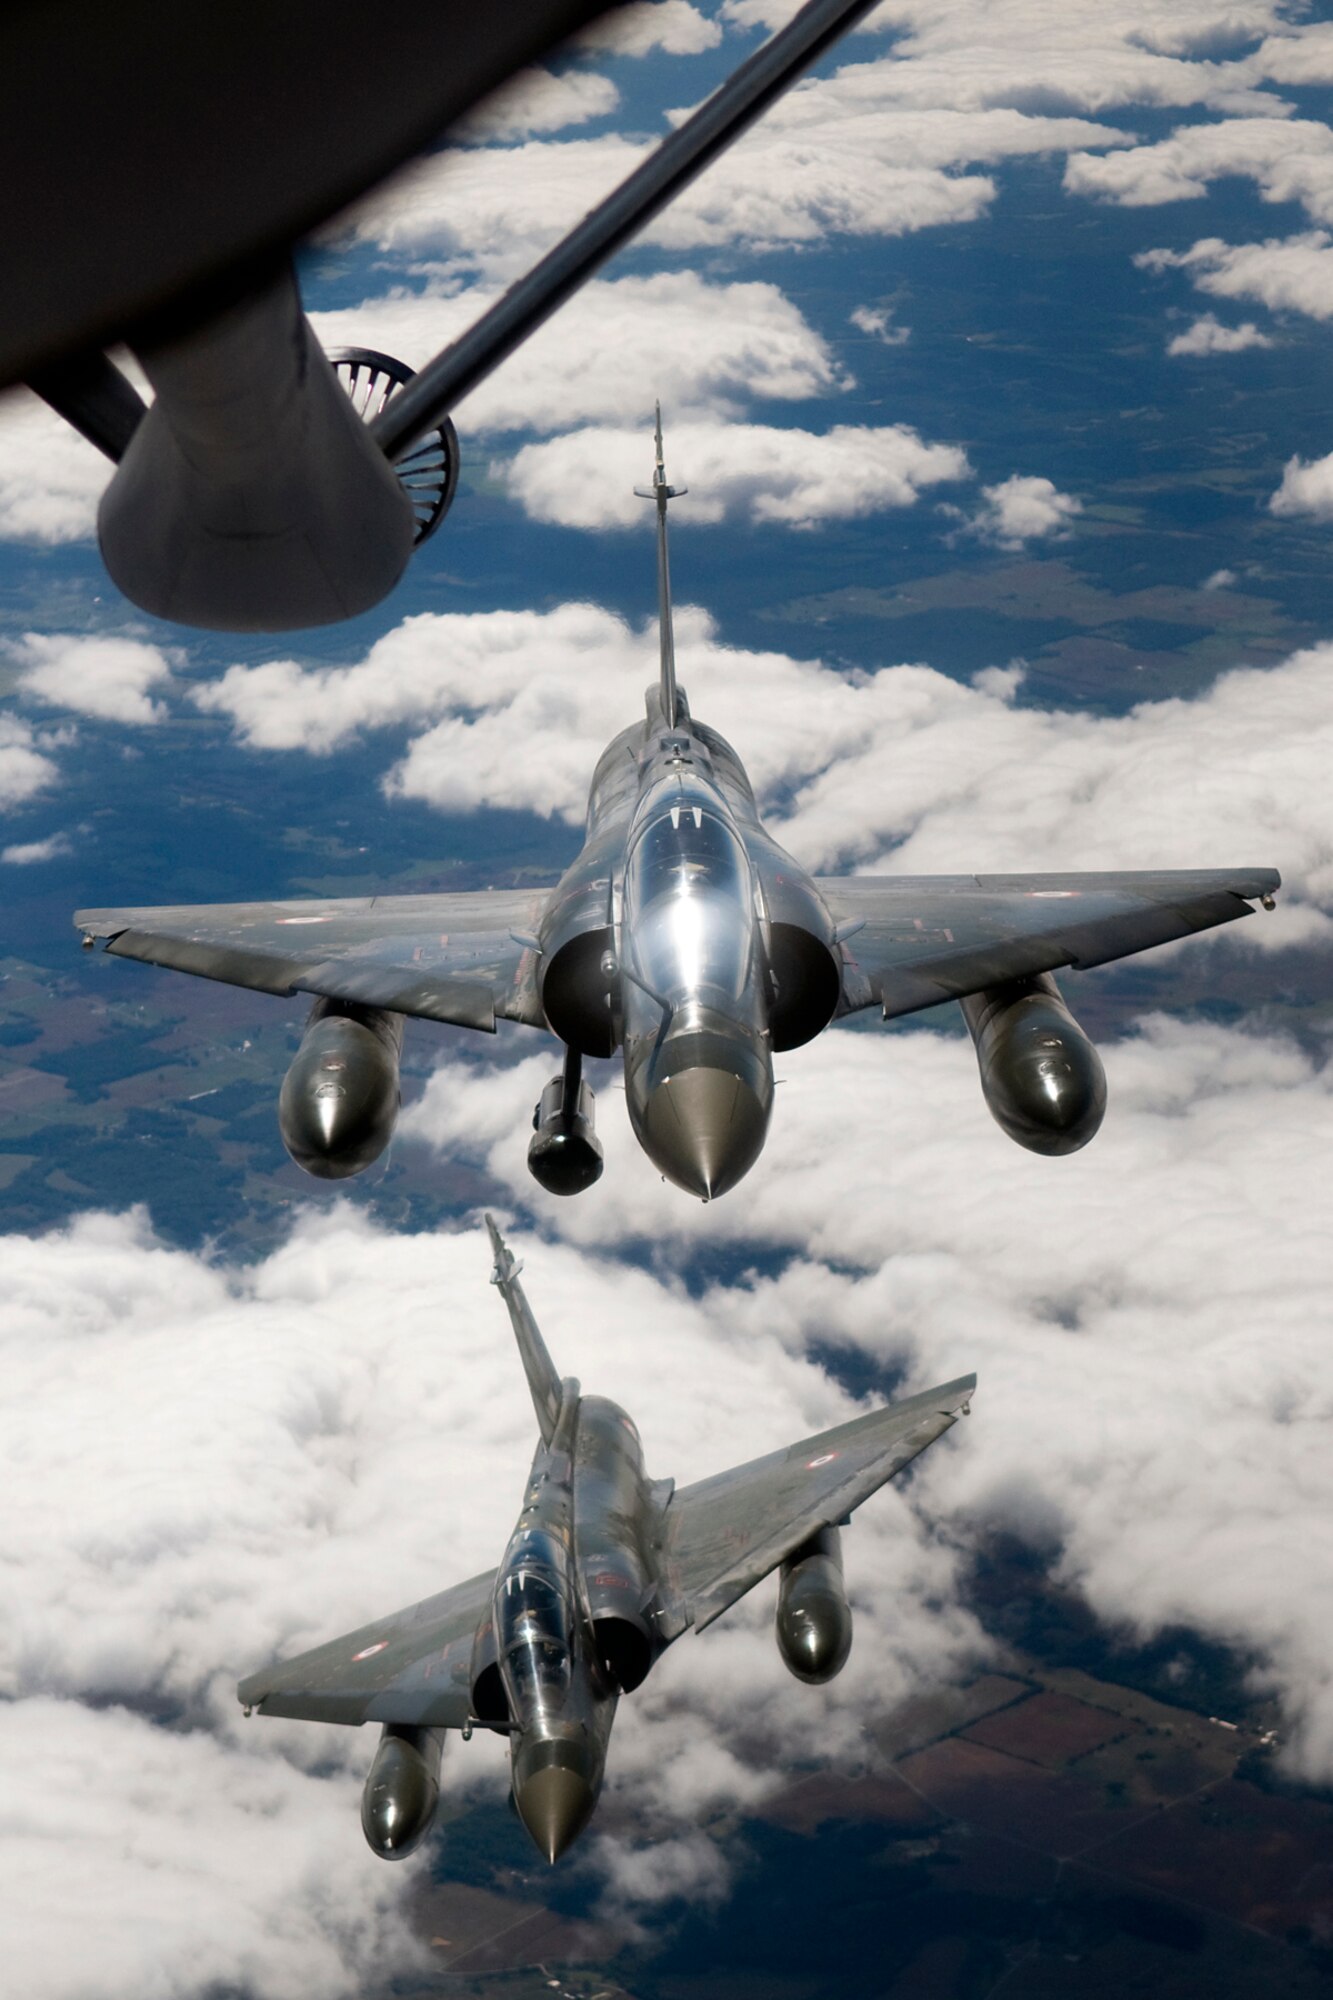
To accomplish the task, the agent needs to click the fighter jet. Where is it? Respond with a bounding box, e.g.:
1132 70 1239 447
74 415 1281 1201
237 1216 976 1865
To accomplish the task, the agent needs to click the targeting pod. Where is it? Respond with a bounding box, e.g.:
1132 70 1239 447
361 1724 444 1860
775 1525 853 1685
278 998 402 1179
527 1058 603 1197
960 971 1106 1157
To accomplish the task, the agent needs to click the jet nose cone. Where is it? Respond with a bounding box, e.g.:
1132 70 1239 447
639 1062 771 1200
514 1763 595 1864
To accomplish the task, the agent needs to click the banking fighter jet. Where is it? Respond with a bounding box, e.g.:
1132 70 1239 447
75 417 1280 1201
237 1216 976 1865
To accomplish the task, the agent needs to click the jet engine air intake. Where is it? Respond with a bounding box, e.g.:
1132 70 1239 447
539 926 617 1057
469 1618 510 1726
775 1525 853 1684
960 971 1107 1157
361 1724 444 1859
766 922 842 1052
571 1396 658 1692
590 1609 653 1695
278 997 403 1179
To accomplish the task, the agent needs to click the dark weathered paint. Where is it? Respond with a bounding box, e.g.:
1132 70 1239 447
236 1223 976 1864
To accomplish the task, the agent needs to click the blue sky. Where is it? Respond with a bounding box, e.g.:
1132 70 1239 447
2 3 1333 1992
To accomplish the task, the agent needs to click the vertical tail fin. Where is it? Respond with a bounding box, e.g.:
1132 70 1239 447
635 401 686 727
485 1213 563 1444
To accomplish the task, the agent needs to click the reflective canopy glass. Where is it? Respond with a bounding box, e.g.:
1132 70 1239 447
625 794 752 1001
497 1530 572 1709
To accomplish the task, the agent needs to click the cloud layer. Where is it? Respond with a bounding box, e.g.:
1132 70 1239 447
0 1202 978 1992
311 271 845 436
1138 230 1333 322
0 389 108 544
195 606 1330 929
396 1009 1333 1779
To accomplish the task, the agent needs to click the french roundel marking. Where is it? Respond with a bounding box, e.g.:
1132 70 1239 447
352 1640 390 1661
807 1451 838 1469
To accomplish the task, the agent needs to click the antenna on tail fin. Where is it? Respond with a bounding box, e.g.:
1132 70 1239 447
635 402 686 727
485 1213 563 1444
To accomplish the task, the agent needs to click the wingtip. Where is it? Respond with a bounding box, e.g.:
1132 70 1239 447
929 1371 977 1413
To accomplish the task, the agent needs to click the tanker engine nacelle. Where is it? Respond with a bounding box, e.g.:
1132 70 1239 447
361 1723 444 1860
960 972 1107 1158
775 1525 853 1685
278 998 403 1179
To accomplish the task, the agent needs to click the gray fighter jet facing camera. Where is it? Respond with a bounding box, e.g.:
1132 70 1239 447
237 1217 976 1865
75 417 1280 1202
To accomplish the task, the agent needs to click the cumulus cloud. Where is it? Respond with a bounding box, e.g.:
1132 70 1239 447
850 303 911 345
637 99 1114 255
196 604 1329 929
0 387 108 544
311 271 843 437
11 632 178 725
727 0 1291 116
2 831 71 864
495 420 970 528
1239 18 1333 86
575 0 723 56
1269 449 1333 521
194 604 664 806
334 101 1126 273
0 715 61 812
765 644 1331 908
1137 230 1333 322
0 1698 414 2000
1067 117 1333 225
966 473 1083 547
450 64 619 142
1166 311 1274 354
